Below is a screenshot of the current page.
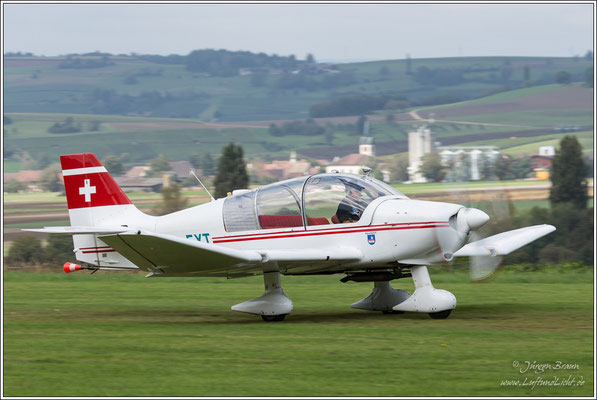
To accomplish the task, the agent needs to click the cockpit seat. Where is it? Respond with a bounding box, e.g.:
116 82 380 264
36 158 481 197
259 214 303 229
258 214 331 229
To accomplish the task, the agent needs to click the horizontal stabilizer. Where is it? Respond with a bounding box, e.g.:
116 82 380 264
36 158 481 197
99 231 263 274
23 226 131 234
453 224 556 257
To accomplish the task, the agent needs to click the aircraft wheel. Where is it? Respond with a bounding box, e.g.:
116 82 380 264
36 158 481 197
428 310 452 319
261 314 286 322
382 310 404 314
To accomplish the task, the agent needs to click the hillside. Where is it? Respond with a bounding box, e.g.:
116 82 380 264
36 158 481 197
4 53 592 121
3 53 594 168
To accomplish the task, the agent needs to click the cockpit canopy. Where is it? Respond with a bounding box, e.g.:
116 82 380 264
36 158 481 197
222 173 406 232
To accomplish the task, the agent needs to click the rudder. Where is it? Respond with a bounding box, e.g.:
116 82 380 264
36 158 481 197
60 153 151 267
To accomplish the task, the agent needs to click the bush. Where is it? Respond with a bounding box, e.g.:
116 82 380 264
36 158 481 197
4 179 27 193
7 235 45 264
47 117 81 134
44 235 75 265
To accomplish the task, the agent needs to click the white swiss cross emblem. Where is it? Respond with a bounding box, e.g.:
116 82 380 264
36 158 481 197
79 179 97 202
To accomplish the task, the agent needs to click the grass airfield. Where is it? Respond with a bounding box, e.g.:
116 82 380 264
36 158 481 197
3 266 593 397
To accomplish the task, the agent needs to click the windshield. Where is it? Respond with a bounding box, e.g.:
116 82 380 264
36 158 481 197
365 176 407 198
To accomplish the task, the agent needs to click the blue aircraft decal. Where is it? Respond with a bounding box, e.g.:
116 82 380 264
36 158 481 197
186 233 211 243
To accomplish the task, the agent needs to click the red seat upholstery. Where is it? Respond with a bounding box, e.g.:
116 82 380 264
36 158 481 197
307 217 330 226
259 214 303 229
331 214 340 224
258 215 331 229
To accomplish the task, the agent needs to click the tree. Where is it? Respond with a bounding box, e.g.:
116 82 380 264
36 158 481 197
494 155 514 180
102 155 124 176
584 67 593 88
44 235 75 265
153 183 189 215
4 179 26 193
39 165 62 192
189 154 202 169
420 152 446 182
523 65 531 87
214 142 249 198
200 153 216 176
379 66 390 78
549 135 587 209
555 70 571 84
7 235 44 264
389 154 409 182
146 155 170 177
47 117 81 134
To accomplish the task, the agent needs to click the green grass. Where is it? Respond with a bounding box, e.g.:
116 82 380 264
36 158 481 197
3 266 593 396
499 132 594 156
3 160 25 173
4 220 71 229
417 84 577 111
456 130 594 156
441 108 593 128
3 192 68 204
394 179 552 195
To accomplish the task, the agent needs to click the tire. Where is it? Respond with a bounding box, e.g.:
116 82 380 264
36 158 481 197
261 314 286 322
428 310 452 319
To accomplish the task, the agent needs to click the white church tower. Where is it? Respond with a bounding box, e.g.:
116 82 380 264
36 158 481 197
359 119 375 156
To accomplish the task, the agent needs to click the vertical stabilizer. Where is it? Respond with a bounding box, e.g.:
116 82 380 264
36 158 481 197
60 153 153 267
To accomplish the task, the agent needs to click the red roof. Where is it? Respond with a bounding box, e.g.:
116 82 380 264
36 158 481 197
331 153 371 166
3 170 44 183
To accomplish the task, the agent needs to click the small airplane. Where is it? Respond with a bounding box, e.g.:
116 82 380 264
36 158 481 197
27 153 556 321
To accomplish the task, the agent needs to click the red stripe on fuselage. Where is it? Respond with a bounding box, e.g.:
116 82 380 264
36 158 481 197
212 222 450 243
212 221 447 241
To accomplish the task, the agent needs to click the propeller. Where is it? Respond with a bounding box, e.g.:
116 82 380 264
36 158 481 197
452 185 512 281
430 181 512 282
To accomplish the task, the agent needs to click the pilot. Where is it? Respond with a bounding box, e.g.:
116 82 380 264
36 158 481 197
336 183 368 223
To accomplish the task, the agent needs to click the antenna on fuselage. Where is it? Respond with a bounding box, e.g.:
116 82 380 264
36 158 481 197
190 169 215 202
361 165 373 177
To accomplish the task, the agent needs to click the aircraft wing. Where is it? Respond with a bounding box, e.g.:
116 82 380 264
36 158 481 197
99 232 262 275
453 224 556 257
99 232 362 276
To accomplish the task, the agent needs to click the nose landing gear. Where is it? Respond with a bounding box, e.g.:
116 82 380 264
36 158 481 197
350 266 456 319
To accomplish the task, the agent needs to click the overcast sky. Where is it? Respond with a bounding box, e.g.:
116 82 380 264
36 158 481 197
3 2 594 62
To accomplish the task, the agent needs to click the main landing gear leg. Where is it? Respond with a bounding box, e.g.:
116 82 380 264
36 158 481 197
350 281 411 313
392 266 456 319
231 271 293 322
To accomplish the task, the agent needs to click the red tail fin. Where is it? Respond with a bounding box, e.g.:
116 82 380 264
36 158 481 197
60 153 131 210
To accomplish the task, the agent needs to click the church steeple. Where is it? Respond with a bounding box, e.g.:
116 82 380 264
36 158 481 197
359 119 375 156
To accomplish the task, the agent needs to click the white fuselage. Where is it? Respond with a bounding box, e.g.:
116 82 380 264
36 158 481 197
150 196 467 272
